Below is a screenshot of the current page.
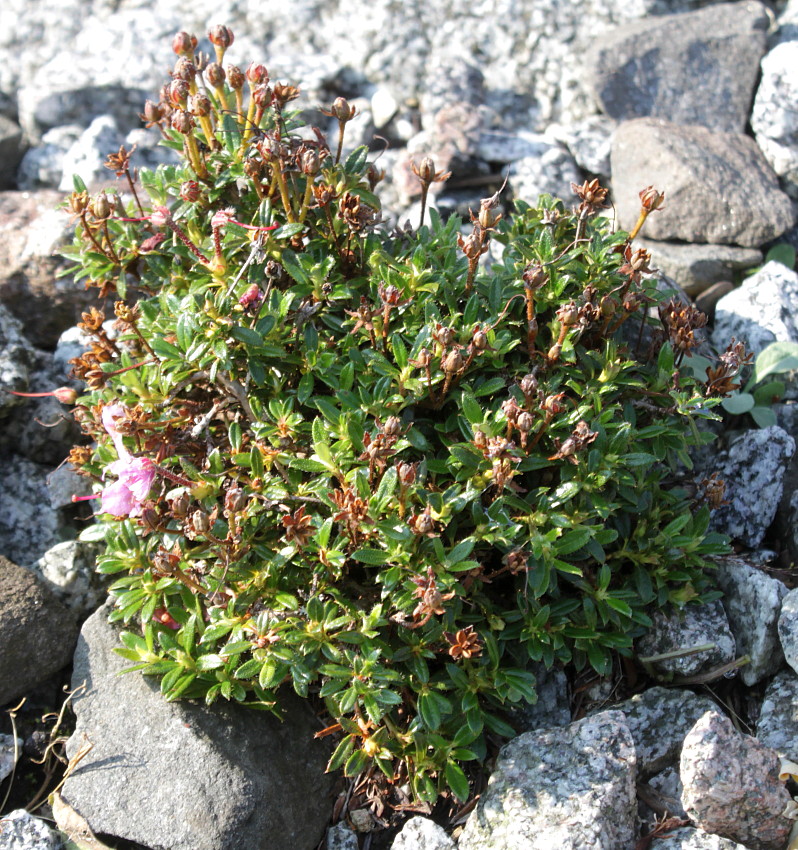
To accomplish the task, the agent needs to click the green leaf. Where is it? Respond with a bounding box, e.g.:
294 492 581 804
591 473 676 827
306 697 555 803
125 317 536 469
231 326 263 347
749 341 798 387
461 392 483 424
721 392 755 415
351 549 388 565
751 406 777 428
765 242 796 270
418 691 442 730
444 760 470 802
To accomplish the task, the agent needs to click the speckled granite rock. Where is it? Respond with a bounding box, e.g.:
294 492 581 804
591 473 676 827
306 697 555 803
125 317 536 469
680 710 792 850
650 827 753 849
756 668 798 763
609 687 718 778
712 261 798 357
390 817 456 850
0 809 63 850
778 587 798 675
635 601 736 680
714 556 787 686
326 822 358 850
707 426 794 548
509 662 570 733
458 710 636 850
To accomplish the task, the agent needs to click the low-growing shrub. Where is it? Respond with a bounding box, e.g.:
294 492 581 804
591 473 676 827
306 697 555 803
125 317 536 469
63 26 731 802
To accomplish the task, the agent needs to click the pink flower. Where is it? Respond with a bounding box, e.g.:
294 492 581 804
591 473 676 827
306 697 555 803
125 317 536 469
102 455 157 517
98 403 157 517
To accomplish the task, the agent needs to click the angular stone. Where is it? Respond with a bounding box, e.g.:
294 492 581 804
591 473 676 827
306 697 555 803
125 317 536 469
0 189 100 349
752 41 798 199
712 261 798 357
680 710 792 850
506 145 581 209
0 733 20 782
610 687 718 778
56 114 123 192
391 817 456 850
34 540 105 616
585 1 769 133
635 602 736 680
0 809 62 850
636 238 762 297
611 118 794 247
650 827 753 849
708 426 795 548
0 557 78 706
644 765 687 819
509 662 570 733
327 822 359 850
0 455 73 568
714 557 788 686
778 587 798 675
548 115 616 177
458 711 636 850
62 607 335 850
756 668 798 763
0 115 27 190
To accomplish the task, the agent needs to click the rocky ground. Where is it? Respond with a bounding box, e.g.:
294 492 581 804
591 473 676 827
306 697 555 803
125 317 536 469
3 0 798 848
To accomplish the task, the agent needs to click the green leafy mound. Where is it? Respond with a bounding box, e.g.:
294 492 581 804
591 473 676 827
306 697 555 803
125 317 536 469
64 27 729 803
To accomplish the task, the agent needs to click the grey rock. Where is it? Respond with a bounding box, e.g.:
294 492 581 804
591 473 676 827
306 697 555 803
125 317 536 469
611 118 794 247
680 710 792 850
62 607 335 850
475 129 562 165
712 261 798 357
34 540 105 615
0 302 35 416
0 557 77 706
371 87 399 130
714 556 788 686
46 466 92 512
0 115 27 190
56 115 123 192
707 426 795 548
0 455 74 568
0 189 99 349
645 765 687 819
17 126 82 191
0 809 63 850
391 817 456 850
778 587 798 674
649 827 752 849
0 733 20 782
635 601 736 679
756 668 798 763
510 662 570 733
610 687 718 778
327 822 359 850
506 144 581 208
548 115 616 176
635 238 762 297
586 1 769 133
458 710 637 850
751 41 798 199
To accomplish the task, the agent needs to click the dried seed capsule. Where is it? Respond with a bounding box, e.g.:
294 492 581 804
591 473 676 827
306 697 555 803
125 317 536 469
227 65 245 91
382 415 402 437
205 62 225 88
472 429 489 451
170 110 194 135
91 192 111 220
170 491 191 518
191 509 211 534
190 93 212 117
443 349 464 374
516 411 534 433
519 374 538 397
397 462 417 486
224 487 246 513
472 327 488 350
173 57 196 82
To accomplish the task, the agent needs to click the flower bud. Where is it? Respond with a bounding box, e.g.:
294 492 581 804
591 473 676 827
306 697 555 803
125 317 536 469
224 486 246 513
599 296 617 318
473 429 489 450
191 509 211 534
246 62 269 86
300 148 321 176
382 415 402 437
170 110 194 135
170 491 191 518
91 192 111 220
330 96 357 122
190 93 212 117
180 181 201 203
412 512 434 535
173 57 196 82
522 262 547 290
397 462 417 486
252 83 273 108
206 62 226 88
443 349 464 374
472 327 488 350
639 186 666 212
227 65 245 90
172 31 196 56
413 348 431 368
169 79 190 107
516 411 534 433
141 507 160 531
519 374 538 397
417 156 436 184
142 100 164 126
208 24 234 50
53 386 79 404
